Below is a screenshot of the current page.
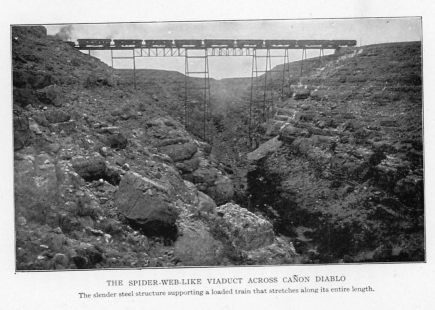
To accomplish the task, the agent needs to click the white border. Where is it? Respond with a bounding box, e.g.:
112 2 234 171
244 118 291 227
1 1 434 309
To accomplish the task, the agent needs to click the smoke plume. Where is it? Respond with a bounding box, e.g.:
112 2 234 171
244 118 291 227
55 25 74 41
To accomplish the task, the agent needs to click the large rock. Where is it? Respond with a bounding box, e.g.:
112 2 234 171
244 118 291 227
207 176 234 205
185 166 220 185
105 133 128 149
13 115 31 150
44 110 71 123
374 155 411 190
293 88 311 100
175 157 200 173
215 203 275 251
13 88 39 107
394 174 423 204
50 120 77 134
36 85 62 106
183 167 234 204
185 167 234 204
72 242 104 269
244 237 297 265
159 142 197 162
197 191 217 214
146 116 178 129
114 172 178 238
72 156 107 182
72 156 120 185
155 137 190 147
247 136 282 162
174 221 223 266
279 124 309 144
84 72 114 88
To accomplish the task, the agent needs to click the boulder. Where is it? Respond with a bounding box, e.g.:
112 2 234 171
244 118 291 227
32 112 50 127
201 142 212 156
310 89 328 101
380 119 398 127
185 167 219 185
394 174 423 205
44 110 71 124
147 117 178 128
159 142 197 162
216 203 275 251
72 156 108 182
295 111 316 122
72 242 104 269
175 157 200 173
373 155 411 190
197 191 217 214
311 135 339 148
279 124 309 144
83 72 114 88
293 88 311 100
13 88 39 107
247 136 282 162
183 167 234 204
114 172 178 238
372 140 395 153
105 133 128 149
207 175 235 205
50 120 77 134
341 119 362 132
155 137 190 147
244 237 297 265
36 85 62 106
265 121 284 136
174 222 224 266
14 115 32 150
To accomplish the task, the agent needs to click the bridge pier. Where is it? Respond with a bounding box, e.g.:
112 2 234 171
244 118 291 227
184 49 211 142
248 48 293 146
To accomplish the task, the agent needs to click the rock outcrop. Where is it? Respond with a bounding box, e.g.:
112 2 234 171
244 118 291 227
216 203 275 251
114 172 179 238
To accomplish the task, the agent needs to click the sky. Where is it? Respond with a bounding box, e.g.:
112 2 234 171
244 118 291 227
45 18 421 79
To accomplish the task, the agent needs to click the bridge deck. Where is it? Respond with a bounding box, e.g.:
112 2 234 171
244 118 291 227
74 39 356 50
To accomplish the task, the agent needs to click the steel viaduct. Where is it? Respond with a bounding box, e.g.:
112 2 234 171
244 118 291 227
74 39 356 142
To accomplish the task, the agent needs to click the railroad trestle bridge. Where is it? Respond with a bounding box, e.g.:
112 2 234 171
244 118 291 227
74 39 356 141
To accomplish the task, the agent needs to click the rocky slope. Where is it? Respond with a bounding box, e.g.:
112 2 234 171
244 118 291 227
244 42 424 263
13 26 296 270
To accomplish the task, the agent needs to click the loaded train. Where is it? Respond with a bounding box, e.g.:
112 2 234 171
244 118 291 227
74 39 357 49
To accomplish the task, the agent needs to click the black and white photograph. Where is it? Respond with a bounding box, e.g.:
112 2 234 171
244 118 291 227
2 1 435 309
12 17 424 270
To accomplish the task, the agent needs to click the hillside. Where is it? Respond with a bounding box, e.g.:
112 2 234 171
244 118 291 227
13 26 296 270
244 42 424 262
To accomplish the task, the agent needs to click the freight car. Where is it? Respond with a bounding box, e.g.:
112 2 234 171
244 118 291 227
235 40 264 48
77 39 112 48
174 40 204 48
113 39 143 47
264 40 297 48
204 40 236 48
145 40 174 48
